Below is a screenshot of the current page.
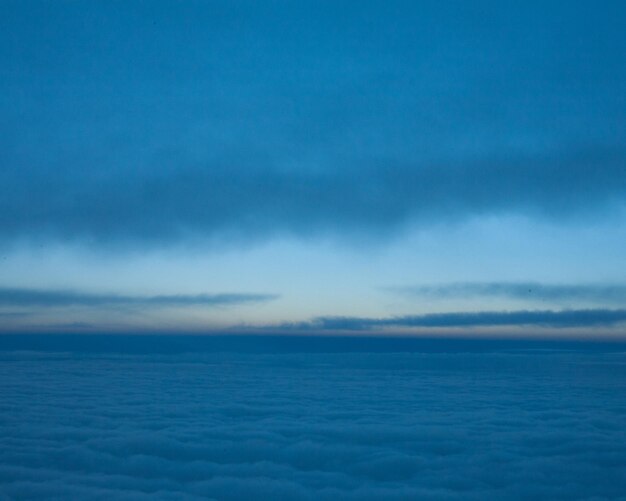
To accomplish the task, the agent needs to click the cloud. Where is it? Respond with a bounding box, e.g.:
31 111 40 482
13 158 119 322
0 345 625 499
0 312 28 319
288 308 626 331
1 2 626 248
390 282 626 304
2 146 626 247
0 287 277 309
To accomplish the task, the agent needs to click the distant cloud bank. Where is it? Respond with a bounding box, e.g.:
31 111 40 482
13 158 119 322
0 287 277 308
390 282 626 304
3 286 626 332
290 308 626 331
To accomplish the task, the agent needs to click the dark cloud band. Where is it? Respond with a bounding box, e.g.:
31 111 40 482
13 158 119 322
291 308 626 331
2 147 626 246
0 287 277 309
390 282 626 304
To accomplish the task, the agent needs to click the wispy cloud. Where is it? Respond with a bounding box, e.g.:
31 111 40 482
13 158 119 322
389 282 626 304
0 312 29 319
0 287 278 309
286 309 626 331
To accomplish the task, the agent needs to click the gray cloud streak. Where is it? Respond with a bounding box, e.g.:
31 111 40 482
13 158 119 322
289 308 626 331
0 287 277 309
390 282 626 304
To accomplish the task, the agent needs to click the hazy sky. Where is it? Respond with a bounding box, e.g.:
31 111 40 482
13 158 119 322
1 1 626 335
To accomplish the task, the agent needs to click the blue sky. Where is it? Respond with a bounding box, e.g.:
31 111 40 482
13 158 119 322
1 1 626 336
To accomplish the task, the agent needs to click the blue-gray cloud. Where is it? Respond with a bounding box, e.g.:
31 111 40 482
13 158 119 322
288 309 626 331
1 1 625 246
0 345 625 499
2 146 626 246
0 287 277 309
390 282 626 304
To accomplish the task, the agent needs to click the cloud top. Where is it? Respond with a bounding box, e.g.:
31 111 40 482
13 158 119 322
0 346 625 499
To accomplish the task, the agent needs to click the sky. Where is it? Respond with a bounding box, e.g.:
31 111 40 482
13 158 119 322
1 0 626 336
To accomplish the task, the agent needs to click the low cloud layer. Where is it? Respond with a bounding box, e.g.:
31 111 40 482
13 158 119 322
0 287 277 309
0 346 625 499
291 308 626 331
391 282 626 304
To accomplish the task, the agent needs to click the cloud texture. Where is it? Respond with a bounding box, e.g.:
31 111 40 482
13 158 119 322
0 343 625 499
